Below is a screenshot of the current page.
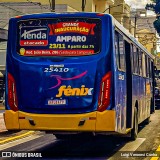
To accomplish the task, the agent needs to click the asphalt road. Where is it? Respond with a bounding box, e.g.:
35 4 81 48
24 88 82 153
1 109 160 160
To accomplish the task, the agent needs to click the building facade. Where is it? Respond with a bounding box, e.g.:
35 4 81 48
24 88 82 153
110 0 132 32
56 0 114 13
131 9 156 54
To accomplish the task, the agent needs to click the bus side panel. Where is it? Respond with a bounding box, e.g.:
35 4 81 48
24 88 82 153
141 78 147 123
132 75 141 123
138 76 144 123
133 76 146 124
114 71 127 134
145 78 152 118
96 110 115 131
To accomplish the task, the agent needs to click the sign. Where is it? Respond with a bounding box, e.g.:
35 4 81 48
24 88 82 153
17 18 101 56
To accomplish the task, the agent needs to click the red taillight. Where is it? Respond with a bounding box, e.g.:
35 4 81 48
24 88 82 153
98 71 111 112
15 15 22 18
8 73 18 111
96 13 105 16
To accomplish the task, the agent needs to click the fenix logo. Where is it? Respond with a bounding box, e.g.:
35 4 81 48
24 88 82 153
21 27 47 40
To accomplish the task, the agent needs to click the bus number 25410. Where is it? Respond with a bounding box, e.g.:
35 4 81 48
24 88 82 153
44 67 69 73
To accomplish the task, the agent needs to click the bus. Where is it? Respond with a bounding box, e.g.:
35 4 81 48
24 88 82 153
4 12 155 140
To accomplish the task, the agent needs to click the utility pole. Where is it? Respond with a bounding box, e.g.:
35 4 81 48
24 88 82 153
134 13 140 38
82 0 85 12
51 0 55 12
134 15 137 37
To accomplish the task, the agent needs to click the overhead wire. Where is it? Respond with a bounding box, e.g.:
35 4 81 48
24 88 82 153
26 0 50 10
0 3 25 14
102 4 124 13
48 0 52 11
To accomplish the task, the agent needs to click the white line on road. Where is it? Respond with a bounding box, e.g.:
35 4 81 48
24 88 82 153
0 134 42 150
119 138 146 151
108 138 146 160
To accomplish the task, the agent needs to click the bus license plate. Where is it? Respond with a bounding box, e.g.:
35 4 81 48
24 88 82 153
48 99 66 105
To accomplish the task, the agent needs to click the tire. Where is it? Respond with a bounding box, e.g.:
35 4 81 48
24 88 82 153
144 116 150 125
54 134 72 140
54 133 94 140
150 98 155 114
130 107 138 141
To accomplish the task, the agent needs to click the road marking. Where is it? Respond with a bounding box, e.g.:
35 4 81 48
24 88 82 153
119 138 146 151
0 131 35 146
0 133 42 150
150 145 160 160
108 138 146 160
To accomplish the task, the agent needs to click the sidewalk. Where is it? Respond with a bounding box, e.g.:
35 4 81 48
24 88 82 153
0 103 4 110
0 103 6 132
0 113 7 133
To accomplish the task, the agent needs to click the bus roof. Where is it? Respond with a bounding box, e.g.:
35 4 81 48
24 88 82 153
13 12 154 60
112 16 155 60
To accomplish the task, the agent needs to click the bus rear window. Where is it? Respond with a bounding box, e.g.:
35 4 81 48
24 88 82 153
16 18 101 56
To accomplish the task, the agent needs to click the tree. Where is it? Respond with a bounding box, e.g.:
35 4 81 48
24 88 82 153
146 0 160 35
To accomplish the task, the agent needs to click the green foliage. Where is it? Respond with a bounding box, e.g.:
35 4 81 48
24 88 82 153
151 0 160 3
146 0 160 35
145 4 155 12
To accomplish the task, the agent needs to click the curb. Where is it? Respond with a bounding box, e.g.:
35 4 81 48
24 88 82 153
0 105 4 110
0 131 35 145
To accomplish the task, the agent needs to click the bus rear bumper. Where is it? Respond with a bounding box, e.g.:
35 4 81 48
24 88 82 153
4 110 115 132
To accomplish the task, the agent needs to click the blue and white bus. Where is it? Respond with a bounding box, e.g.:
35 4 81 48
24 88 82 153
4 12 155 140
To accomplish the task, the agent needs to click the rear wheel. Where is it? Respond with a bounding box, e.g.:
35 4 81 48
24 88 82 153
54 134 72 140
130 107 138 141
144 116 150 125
54 133 94 140
150 98 155 114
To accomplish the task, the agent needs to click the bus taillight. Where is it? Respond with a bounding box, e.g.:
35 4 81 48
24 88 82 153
8 73 18 111
98 71 111 112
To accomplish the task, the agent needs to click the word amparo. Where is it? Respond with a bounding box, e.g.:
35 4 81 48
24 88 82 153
56 36 86 42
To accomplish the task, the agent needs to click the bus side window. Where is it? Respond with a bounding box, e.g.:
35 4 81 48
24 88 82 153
119 34 125 71
139 50 142 76
146 56 150 78
149 59 152 78
142 53 146 77
115 31 120 69
136 48 140 75
133 45 137 74
131 44 134 73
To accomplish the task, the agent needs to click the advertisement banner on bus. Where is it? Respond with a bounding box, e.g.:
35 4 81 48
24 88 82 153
17 18 101 56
